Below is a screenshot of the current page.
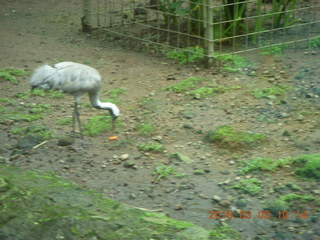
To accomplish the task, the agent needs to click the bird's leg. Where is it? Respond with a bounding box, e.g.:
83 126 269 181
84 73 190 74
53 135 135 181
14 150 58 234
73 101 84 140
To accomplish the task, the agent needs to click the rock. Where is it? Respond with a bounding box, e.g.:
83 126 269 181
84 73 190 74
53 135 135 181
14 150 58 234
11 134 45 155
172 152 193 163
174 203 183 210
193 169 205 175
123 161 135 168
120 154 130 161
219 200 231 207
58 136 74 146
212 195 222 202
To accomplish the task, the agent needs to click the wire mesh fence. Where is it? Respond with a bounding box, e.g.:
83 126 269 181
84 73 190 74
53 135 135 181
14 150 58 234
82 0 320 63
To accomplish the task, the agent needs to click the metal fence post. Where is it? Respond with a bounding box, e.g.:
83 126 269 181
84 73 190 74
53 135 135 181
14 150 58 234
82 0 92 32
205 0 214 66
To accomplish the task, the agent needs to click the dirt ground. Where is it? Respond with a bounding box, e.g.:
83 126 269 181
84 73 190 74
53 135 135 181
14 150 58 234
0 0 319 239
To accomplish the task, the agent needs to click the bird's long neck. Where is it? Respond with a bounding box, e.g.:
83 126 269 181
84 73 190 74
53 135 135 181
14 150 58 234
89 90 103 109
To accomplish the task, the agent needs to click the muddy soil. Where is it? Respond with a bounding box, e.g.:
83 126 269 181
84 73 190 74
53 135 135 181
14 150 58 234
0 0 319 239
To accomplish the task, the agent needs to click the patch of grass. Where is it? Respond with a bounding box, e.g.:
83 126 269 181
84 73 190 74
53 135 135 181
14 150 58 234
264 199 290 216
153 163 176 180
28 104 51 114
135 122 155 136
0 97 14 104
280 193 316 202
204 125 266 149
166 46 205 64
292 154 320 180
261 45 288 56
0 106 7 114
0 67 27 84
32 89 64 98
187 85 241 99
309 37 320 48
230 178 262 196
14 92 30 99
0 113 43 123
56 118 73 126
252 84 292 99
101 88 126 105
211 53 250 73
10 127 26 135
137 142 164 152
240 157 292 174
83 116 116 136
210 223 242 240
24 125 53 140
165 77 207 93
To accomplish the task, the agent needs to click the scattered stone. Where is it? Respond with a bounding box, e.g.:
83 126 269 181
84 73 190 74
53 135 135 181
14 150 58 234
212 195 222 202
219 200 231 207
120 153 130 161
172 152 193 164
123 161 135 168
58 136 74 146
174 203 183 210
193 169 205 175
129 193 136 200
198 194 209 199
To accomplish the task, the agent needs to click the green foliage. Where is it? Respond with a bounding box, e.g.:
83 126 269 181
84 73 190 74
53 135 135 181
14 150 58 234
0 97 14 104
204 125 266 149
56 117 73 126
0 67 27 84
108 88 126 98
165 77 207 93
32 89 64 98
293 154 320 180
271 0 298 28
240 157 292 174
210 223 242 240
187 86 228 99
260 44 288 56
137 142 164 152
29 103 51 114
230 178 262 195
252 84 291 99
24 125 53 140
212 53 250 73
83 116 115 136
264 199 290 216
135 122 155 136
153 163 176 180
280 193 316 202
309 37 320 48
166 46 205 64
0 113 43 122
159 0 190 26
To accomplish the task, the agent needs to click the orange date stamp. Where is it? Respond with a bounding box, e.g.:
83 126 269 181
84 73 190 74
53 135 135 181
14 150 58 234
208 210 309 220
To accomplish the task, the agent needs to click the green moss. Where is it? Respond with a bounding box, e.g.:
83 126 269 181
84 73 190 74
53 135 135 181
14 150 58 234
29 103 51 113
83 116 116 136
240 157 292 174
153 163 176 180
204 125 266 149
252 84 291 99
280 193 316 202
0 113 43 122
230 178 262 195
135 122 155 136
32 89 64 98
264 199 290 216
0 67 27 84
137 142 164 152
187 85 229 99
56 117 73 126
165 77 207 93
210 223 242 240
0 97 14 104
166 46 205 64
293 154 320 180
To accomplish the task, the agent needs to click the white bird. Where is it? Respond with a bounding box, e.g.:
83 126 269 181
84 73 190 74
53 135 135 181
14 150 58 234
30 62 120 141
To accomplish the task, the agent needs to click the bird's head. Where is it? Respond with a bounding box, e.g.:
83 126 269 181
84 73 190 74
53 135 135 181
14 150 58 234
99 102 120 127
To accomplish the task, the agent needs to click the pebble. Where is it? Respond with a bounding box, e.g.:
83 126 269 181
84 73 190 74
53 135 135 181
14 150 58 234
212 195 222 202
219 200 231 207
120 154 129 161
174 203 183 210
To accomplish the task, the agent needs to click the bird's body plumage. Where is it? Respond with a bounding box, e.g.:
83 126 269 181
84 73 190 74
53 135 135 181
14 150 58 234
30 62 120 142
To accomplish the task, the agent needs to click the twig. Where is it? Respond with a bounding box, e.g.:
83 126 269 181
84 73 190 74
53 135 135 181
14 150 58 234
32 140 48 149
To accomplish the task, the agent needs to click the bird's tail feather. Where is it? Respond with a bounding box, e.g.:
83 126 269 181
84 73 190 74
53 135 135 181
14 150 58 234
30 64 57 90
